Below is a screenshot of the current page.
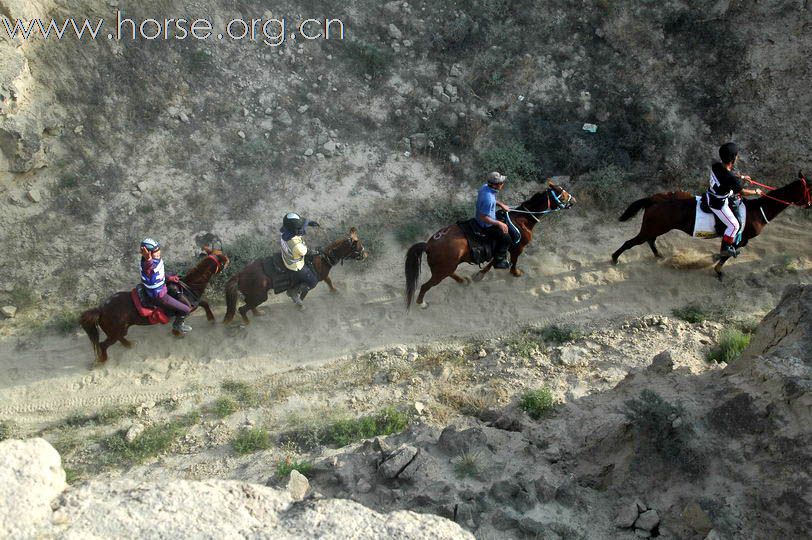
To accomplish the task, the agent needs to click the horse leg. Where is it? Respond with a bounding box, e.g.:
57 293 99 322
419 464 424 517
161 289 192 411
713 255 731 281
450 273 471 285
510 247 526 277
612 233 649 265
238 290 268 325
98 337 116 363
416 272 449 308
648 239 663 259
198 300 216 322
119 337 134 349
472 262 494 283
323 275 338 293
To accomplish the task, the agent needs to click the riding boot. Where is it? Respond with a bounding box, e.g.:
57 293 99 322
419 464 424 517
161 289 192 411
493 253 510 269
287 284 309 308
172 315 192 333
720 241 738 258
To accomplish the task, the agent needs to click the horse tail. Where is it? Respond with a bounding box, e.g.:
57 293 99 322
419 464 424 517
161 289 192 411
223 275 240 324
405 242 427 310
619 197 655 222
80 308 101 358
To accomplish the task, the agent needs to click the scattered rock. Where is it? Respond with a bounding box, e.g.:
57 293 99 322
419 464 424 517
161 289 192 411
323 141 337 156
648 350 675 374
286 470 309 501
277 110 293 126
26 189 41 203
378 445 419 479
438 426 486 455
705 530 722 540
406 352 419 363
136 181 148 192
615 502 640 528
410 133 428 151
125 423 145 444
413 402 426 415
1 306 17 319
304 148 314 157
634 509 660 532
297 105 309 114
388 24 403 40
237 131 246 139
682 502 713 535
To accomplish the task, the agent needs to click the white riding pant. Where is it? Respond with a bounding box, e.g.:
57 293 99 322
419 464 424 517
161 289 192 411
710 200 741 243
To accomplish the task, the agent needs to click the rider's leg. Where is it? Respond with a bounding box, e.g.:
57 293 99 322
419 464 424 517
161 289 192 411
156 293 192 333
711 202 740 257
486 227 511 269
287 266 318 307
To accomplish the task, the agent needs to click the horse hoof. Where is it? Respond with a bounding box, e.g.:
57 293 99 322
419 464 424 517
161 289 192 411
611 257 619 266
511 269 524 278
472 273 484 283
418 301 429 310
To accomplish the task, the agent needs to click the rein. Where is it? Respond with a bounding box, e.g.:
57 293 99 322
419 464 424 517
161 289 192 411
509 189 573 221
748 178 811 207
319 238 363 268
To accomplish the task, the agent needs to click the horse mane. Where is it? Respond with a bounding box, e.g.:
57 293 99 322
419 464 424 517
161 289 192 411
649 191 694 202
182 252 220 285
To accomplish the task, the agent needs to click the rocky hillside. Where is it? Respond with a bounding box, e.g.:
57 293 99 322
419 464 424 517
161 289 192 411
0 0 810 324
1 437 471 539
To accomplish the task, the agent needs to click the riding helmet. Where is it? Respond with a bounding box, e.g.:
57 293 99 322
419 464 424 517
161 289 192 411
141 238 160 251
719 142 739 165
282 213 304 234
487 171 507 185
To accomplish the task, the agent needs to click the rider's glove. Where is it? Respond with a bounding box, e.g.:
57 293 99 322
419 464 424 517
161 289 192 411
308 221 321 228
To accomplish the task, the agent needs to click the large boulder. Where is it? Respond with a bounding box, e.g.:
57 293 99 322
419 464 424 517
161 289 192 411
0 439 472 539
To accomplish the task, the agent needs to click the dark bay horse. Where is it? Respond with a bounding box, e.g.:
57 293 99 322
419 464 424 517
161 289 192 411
223 228 367 325
405 181 576 310
611 173 811 278
80 247 230 362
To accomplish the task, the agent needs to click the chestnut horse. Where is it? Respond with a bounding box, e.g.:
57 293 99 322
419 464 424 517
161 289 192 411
611 172 811 278
80 247 230 362
223 228 367 325
405 181 576 310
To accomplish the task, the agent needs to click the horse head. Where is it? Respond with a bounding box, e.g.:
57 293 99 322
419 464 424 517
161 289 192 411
523 180 577 212
798 171 812 208
324 228 367 265
199 245 230 274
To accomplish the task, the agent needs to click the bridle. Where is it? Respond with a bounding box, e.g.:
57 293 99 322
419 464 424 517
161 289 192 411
509 188 575 222
749 176 812 208
321 237 366 267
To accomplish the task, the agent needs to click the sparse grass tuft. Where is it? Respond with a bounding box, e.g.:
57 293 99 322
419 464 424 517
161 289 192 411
281 406 409 450
395 221 425 246
64 405 136 428
0 420 17 441
49 309 80 335
504 329 544 358
707 328 751 364
102 423 181 466
342 40 393 80
232 427 272 455
453 452 480 479
672 303 714 324
276 455 313 479
519 388 555 420
479 138 540 184
222 380 261 408
210 397 238 418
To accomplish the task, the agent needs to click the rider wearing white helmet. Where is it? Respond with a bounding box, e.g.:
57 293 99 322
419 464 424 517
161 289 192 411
140 238 192 333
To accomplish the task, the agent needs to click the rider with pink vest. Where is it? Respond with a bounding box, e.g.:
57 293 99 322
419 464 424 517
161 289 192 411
706 143 763 257
140 238 192 333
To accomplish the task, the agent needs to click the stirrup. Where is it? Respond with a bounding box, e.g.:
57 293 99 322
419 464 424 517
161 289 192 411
493 257 510 269
721 245 738 258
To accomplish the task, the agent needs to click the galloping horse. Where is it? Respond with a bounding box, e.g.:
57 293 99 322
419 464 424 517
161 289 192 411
405 181 576 310
223 228 367 325
80 246 230 362
611 172 811 278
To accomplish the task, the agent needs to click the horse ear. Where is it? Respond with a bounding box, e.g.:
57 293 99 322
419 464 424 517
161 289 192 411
799 170 805 180
547 179 554 187
202 245 213 254
349 227 358 239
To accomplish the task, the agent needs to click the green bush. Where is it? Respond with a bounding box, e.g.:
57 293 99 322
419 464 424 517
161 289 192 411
49 309 80 335
519 388 555 420
321 407 409 447
505 330 543 358
577 165 635 210
210 397 238 418
540 325 582 344
102 423 183 465
64 405 136 428
480 139 540 184
672 303 714 324
342 40 393 80
395 222 425 246
232 427 272 455
623 390 705 475
217 235 268 288
707 329 751 363
276 456 313 479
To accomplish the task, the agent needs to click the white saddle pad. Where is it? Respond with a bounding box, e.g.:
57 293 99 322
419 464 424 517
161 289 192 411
692 196 746 239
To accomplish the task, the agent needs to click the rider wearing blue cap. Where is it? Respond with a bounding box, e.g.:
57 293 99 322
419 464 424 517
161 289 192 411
475 171 511 269
139 238 192 333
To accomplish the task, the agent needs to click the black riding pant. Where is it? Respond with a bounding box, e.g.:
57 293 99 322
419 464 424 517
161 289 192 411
292 264 318 290
480 225 510 258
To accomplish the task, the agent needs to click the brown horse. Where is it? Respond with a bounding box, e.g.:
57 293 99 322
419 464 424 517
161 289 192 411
80 247 230 362
405 181 576 310
611 172 811 278
223 228 367 325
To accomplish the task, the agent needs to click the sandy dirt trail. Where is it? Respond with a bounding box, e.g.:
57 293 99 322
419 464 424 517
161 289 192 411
1 211 809 424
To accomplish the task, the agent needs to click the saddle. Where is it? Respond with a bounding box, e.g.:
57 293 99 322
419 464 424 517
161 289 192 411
260 253 317 294
693 195 746 243
457 210 522 265
131 285 170 325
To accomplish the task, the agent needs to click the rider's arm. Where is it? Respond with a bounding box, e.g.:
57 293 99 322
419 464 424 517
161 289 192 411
742 188 763 197
479 214 508 232
496 201 510 211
